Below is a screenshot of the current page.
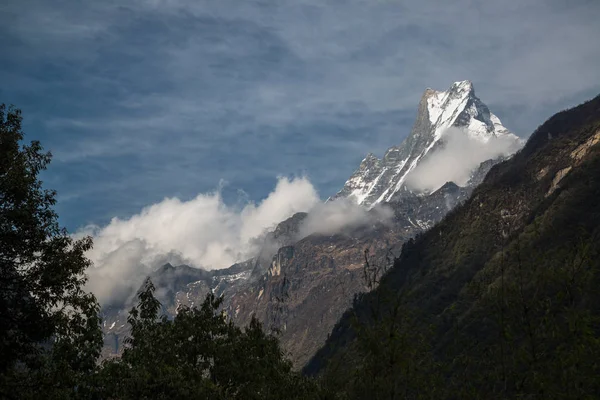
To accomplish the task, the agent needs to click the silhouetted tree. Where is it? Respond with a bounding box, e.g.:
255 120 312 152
0 104 102 398
97 278 325 399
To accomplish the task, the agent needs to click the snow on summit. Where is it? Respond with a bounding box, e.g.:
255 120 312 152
331 80 523 207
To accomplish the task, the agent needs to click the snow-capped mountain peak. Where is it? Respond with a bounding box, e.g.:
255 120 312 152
426 80 472 127
331 81 523 207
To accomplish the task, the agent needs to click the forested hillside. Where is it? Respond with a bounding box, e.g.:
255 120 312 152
307 95 600 398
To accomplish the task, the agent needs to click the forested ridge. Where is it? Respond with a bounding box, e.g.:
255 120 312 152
307 94 600 398
2 93 600 399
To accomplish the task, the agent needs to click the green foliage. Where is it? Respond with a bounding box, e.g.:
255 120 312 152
320 253 441 400
97 279 325 400
0 104 102 398
346 299 439 400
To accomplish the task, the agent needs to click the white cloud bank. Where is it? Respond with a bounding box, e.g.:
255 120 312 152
80 128 522 306
82 176 394 306
405 127 523 192
82 177 319 305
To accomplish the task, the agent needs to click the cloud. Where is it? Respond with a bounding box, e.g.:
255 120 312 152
2 0 599 232
405 127 523 192
299 198 393 238
81 175 395 306
82 176 319 305
4 0 597 308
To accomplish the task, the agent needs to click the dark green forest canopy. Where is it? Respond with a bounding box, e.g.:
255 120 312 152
94 278 323 399
306 95 600 399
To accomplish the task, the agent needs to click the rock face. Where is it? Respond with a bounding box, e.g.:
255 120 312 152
332 81 522 207
225 224 412 367
101 80 523 368
100 260 256 358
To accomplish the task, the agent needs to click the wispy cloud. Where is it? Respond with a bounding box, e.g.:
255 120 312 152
405 127 523 192
299 199 393 238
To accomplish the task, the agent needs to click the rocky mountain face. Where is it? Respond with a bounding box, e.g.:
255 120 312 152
332 80 522 207
224 222 412 367
100 260 256 358
100 212 310 357
305 94 600 394
101 80 523 368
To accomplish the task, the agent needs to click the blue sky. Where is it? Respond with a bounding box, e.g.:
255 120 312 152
2 0 600 231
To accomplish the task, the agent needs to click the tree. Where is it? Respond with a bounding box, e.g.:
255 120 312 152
0 104 102 398
98 278 325 399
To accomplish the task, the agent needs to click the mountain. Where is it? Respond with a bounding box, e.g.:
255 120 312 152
100 80 523 368
100 260 256 358
332 80 522 207
305 94 600 397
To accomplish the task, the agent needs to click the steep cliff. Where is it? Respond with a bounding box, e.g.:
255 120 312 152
332 81 522 207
